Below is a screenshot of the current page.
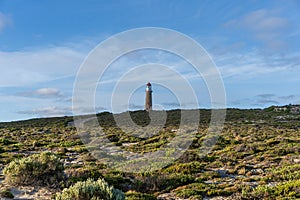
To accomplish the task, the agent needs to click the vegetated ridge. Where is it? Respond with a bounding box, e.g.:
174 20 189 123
0 105 299 199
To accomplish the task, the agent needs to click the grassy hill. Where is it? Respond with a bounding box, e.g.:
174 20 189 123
0 107 299 199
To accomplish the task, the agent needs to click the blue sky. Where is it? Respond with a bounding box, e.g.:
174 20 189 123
0 0 300 121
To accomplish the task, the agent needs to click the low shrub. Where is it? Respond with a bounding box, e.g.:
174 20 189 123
176 189 202 199
55 178 125 200
163 161 203 174
242 180 300 199
0 188 14 198
174 182 235 198
0 138 15 145
270 164 300 181
125 191 156 200
3 152 64 187
274 180 300 197
64 167 103 187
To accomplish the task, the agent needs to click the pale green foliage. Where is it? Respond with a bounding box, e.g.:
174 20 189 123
242 180 300 198
55 178 125 200
3 152 64 187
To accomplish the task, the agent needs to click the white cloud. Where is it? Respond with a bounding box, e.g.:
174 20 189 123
213 47 300 79
0 94 70 121
17 106 72 117
219 63 285 78
0 46 86 87
18 88 63 98
224 9 289 49
242 10 288 31
0 12 12 32
35 88 60 96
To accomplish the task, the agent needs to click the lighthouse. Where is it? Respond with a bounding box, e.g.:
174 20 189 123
145 82 152 111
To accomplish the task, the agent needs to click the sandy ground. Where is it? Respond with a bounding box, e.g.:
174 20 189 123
0 172 56 200
0 184 57 200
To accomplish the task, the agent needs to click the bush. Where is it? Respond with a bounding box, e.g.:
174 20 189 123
64 167 103 188
3 152 64 187
274 180 300 197
125 191 156 200
176 189 202 199
55 178 125 200
163 161 203 174
242 180 300 199
0 138 15 145
270 164 300 181
0 188 14 198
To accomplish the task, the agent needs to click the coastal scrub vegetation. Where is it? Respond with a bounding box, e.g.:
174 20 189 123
0 106 299 199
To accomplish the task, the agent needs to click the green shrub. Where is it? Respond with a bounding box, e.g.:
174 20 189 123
55 178 125 200
174 182 235 198
125 191 156 200
176 189 202 199
242 180 300 199
60 140 83 147
270 164 300 181
160 174 195 192
175 183 210 198
64 167 104 188
3 152 64 187
0 188 14 198
0 138 15 145
195 171 220 181
274 180 300 198
163 161 203 174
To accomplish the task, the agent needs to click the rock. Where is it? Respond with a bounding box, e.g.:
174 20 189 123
293 158 300 163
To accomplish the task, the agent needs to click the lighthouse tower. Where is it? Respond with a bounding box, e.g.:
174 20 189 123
145 82 152 111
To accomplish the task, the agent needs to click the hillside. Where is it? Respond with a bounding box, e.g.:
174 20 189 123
0 107 299 199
